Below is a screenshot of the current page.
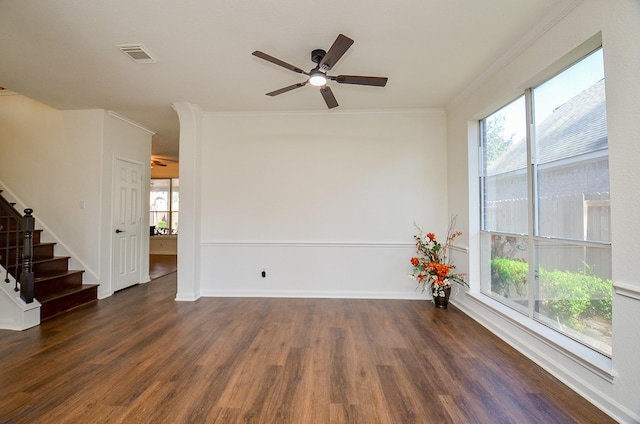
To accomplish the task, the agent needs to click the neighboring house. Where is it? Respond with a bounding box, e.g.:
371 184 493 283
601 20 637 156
488 79 608 200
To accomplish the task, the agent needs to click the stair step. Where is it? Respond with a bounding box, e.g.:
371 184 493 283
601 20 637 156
0 228 42 245
34 270 84 298
39 284 99 320
4 256 71 276
34 256 71 274
0 242 56 266
0 216 20 230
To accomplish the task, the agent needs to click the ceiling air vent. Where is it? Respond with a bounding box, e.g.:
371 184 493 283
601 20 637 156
117 44 158 64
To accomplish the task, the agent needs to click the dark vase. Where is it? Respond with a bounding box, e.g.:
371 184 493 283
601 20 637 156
432 286 452 308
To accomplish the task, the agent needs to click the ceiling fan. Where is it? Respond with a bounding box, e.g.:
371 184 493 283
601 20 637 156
150 159 167 167
252 34 388 109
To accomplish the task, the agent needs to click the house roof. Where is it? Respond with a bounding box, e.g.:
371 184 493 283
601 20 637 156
488 78 607 175
0 0 581 161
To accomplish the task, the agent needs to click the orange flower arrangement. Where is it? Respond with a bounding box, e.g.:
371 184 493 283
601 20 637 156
409 218 463 299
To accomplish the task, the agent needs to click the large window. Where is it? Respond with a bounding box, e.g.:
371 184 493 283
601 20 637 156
150 178 179 235
480 48 611 356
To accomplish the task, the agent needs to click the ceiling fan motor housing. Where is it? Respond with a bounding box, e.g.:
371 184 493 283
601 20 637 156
311 49 326 65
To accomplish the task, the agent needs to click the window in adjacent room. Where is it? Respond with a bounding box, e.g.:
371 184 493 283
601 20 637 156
150 178 179 235
479 48 611 356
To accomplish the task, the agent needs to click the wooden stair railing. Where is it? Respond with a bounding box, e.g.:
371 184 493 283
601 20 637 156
20 208 35 303
0 191 98 320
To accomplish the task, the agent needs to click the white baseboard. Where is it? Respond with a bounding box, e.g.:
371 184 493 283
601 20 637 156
199 289 424 300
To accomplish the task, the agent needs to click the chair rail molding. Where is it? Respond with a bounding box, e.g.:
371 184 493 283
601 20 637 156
613 281 640 301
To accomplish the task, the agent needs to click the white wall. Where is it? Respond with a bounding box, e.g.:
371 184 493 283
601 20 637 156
180 110 449 299
446 0 640 421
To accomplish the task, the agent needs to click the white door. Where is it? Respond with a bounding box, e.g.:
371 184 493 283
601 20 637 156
113 159 143 291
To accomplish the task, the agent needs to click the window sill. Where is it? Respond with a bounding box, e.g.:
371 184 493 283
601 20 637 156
459 291 615 384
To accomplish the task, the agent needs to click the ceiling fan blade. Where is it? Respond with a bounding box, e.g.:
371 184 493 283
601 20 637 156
252 51 308 75
332 75 388 87
320 86 339 109
266 81 308 96
319 34 354 71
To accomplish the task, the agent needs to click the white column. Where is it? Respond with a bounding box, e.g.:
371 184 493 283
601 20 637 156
172 102 203 301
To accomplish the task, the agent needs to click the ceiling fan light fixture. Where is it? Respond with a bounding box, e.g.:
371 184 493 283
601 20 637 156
308 70 327 87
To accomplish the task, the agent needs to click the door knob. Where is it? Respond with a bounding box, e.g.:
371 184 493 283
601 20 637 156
115 229 126 234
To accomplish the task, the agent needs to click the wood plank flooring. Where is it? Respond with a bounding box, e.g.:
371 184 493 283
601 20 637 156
149 254 177 280
0 272 615 423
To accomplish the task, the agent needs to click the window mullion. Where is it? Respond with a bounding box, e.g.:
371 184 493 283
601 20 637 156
168 179 174 232
525 88 538 319
479 120 486 232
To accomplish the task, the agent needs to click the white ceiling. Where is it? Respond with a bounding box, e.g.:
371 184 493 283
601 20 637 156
0 0 578 161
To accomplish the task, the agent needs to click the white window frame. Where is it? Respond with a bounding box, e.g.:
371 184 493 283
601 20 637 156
475 45 612 367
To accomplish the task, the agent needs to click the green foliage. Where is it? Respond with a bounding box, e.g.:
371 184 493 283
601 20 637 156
483 114 516 166
490 258 613 331
538 268 613 328
491 257 528 297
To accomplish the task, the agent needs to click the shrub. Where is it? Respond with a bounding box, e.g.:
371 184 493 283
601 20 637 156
538 269 592 328
490 257 528 298
490 258 613 329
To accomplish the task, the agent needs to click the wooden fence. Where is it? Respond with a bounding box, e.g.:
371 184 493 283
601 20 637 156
485 193 611 279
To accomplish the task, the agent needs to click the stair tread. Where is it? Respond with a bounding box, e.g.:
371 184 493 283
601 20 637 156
0 241 56 247
34 269 84 283
0 229 43 235
33 255 71 263
36 284 99 303
0 242 56 264
6 255 70 264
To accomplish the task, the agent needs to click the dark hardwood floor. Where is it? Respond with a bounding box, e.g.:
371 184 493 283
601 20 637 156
149 254 177 280
0 270 614 423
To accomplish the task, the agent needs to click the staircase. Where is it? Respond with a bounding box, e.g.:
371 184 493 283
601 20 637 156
1 196 98 320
